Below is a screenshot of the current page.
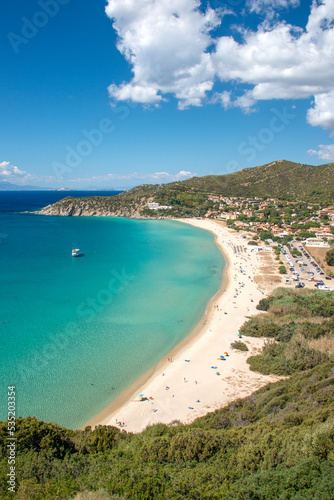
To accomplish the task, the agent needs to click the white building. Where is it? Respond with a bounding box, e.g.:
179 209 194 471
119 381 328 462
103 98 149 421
304 238 330 247
147 203 173 210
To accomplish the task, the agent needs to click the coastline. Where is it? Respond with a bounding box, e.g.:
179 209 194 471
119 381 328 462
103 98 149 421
84 219 283 432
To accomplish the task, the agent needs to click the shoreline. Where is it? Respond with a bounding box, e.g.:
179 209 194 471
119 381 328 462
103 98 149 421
84 219 283 432
83 221 230 430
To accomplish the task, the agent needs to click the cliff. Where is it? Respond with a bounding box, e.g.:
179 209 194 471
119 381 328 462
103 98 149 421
39 194 154 218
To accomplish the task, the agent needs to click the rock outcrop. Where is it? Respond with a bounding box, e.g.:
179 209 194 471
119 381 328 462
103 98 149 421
39 195 152 218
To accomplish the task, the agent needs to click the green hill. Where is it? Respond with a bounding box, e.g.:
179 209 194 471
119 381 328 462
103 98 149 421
40 160 334 218
174 160 334 201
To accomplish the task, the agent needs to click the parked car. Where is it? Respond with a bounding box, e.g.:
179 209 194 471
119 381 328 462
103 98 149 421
295 282 305 288
325 277 332 280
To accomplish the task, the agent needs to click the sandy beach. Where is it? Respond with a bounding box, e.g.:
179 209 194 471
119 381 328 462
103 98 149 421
85 219 283 432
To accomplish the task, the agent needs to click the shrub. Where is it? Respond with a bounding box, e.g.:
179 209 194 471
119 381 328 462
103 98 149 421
239 317 281 338
231 341 249 351
325 248 334 266
247 337 329 376
256 298 271 311
279 266 287 274
248 240 258 246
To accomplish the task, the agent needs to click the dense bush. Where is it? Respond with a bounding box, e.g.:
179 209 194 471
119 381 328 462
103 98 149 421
326 248 334 266
256 297 272 311
0 361 333 499
240 290 334 376
247 337 329 375
262 288 334 318
231 341 249 351
239 317 281 338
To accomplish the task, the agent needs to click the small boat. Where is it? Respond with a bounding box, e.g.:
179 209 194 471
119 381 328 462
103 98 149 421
72 248 81 257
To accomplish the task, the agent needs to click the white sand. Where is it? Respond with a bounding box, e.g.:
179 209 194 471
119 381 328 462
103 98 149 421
92 220 282 432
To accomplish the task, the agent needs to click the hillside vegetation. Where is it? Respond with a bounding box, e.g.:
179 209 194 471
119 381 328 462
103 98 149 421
240 288 334 376
40 160 334 218
176 160 334 202
1 290 333 499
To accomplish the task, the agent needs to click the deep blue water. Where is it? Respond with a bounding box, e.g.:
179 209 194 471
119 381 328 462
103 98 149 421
0 190 122 213
0 192 225 429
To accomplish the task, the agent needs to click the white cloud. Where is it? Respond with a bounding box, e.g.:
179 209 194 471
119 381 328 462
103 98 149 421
0 161 27 178
106 0 334 132
68 170 196 185
0 161 61 186
308 144 334 161
175 170 194 180
106 0 221 109
307 90 334 132
213 4 334 102
246 0 300 16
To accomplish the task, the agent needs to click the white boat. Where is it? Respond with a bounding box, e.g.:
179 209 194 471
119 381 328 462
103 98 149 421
72 248 81 257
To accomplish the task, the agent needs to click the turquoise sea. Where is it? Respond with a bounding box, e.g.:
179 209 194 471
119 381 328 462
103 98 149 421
0 192 225 429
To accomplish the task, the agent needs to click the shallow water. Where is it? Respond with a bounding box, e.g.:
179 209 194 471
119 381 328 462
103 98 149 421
0 193 225 428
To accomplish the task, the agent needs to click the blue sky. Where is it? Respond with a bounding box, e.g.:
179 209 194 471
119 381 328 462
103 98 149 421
1 0 334 189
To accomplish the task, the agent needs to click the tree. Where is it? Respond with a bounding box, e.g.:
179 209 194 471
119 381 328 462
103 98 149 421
325 248 334 266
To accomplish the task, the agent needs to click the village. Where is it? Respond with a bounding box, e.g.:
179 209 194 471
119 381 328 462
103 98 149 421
204 195 334 248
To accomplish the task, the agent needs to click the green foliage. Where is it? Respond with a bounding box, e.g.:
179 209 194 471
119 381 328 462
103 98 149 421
0 361 333 499
0 362 333 500
260 230 273 241
299 231 317 239
325 248 334 266
273 246 281 257
279 265 287 274
240 316 281 338
256 297 272 311
231 341 249 351
247 338 328 375
240 289 334 376
264 288 334 318
248 240 258 246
